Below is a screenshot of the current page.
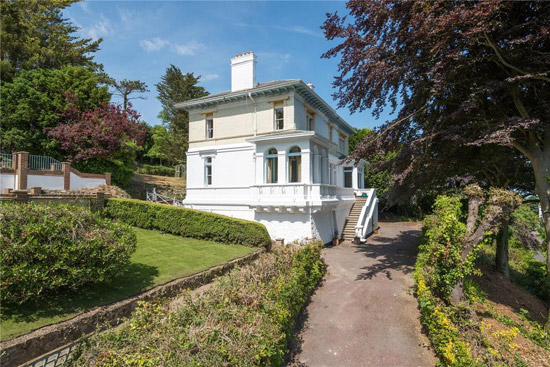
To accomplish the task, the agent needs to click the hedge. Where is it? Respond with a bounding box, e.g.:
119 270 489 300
137 164 175 177
103 198 272 248
70 241 325 366
0 202 136 304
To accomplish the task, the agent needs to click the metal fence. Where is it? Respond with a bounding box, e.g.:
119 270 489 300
146 187 184 207
0 152 13 168
29 154 62 171
23 340 81 367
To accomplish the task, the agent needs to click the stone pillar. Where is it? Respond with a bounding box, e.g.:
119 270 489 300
13 190 29 203
92 191 105 212
105 172 111 186
29 187 42 195
14 152 29 190
62 162 71 190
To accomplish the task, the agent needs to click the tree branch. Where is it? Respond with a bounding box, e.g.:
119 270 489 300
484 32 550 83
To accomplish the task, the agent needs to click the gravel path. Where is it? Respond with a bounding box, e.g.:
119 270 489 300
291 222 437 367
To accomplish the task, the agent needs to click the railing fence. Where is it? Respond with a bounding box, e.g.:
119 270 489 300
29 154 62 171
0 152 13 168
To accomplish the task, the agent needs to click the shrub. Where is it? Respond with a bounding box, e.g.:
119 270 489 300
70 242 325 366
137 164 175 177
103 198 271 248
0 202 137 304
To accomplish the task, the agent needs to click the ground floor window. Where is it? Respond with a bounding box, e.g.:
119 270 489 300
265 148 278 183
344 167 353 188
204 157 212 186
288 146 301 183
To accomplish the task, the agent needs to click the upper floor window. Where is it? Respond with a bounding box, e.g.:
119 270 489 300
306 114 314 131
328 124 334 142
265 148 278 184
339 135 346 154
288 146 301 183
204 157 213 186
205 114 214 139
274 108 284 130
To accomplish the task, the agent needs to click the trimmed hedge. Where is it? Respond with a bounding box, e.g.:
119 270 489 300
70 241 325 366
0 202 136 304
103 198 271 248
137 164 175 177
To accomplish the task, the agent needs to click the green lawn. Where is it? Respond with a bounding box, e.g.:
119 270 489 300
0 228 256 341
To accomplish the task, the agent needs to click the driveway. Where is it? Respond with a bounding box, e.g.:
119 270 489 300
291 222 437 367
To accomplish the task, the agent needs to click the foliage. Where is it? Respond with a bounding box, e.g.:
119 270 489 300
421 195 488 301
510 203 545 250
481 245 549 303
46 95 146 186
110 78 149 112
0 66 110 154
0 0 101 82
70 242 325 366
0 202 136 304
323 3 549 316
415 270 476 366
137 164 175 177
156 65 209 164
1 227 254 342
144 125 176 165
103 198 272 248
348 128 372 154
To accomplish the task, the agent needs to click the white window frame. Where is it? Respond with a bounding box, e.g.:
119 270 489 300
339 135 346 154
204 157 213 186
265 148 278 184
288 146 302 183
205 116 214 139
274 108 284 130
306 113 314 131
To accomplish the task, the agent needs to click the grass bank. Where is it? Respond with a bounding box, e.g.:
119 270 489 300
1 228 255 341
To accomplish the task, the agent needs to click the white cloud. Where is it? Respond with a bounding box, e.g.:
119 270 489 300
202 73 220 82
139 38 204 56
79 1 90 13
84 15 114 39
277 25 320 37
170 41 205 56
139 37 170 52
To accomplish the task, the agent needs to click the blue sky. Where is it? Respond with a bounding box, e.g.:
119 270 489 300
65 0 396 130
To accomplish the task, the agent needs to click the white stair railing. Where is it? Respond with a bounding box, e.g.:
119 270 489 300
354 189 379 241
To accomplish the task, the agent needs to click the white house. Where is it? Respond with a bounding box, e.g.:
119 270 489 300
177 52 378 244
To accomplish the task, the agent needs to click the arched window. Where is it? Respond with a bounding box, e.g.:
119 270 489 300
265 148 278 183
288 146 301 183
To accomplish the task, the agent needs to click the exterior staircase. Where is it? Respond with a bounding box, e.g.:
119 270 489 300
342 196 368 241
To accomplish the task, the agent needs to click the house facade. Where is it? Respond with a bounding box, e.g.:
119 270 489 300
177 52 377 244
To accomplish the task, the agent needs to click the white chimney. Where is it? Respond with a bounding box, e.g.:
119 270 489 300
231 52 256 92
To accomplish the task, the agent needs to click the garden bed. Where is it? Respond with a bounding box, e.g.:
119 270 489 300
0 228 256 342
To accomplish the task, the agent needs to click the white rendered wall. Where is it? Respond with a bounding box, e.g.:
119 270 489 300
255 212 313 242
186 143 255 190
28 174 64 190
0 173 16 191
69 172 106 189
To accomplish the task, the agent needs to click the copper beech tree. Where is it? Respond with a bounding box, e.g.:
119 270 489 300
323 1 550 329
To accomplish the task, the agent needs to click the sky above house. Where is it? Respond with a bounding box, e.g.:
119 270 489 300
65 0 397 130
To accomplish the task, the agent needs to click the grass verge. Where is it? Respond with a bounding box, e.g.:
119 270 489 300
0 228 255 341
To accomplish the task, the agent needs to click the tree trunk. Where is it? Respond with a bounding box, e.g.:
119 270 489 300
466 184 483 234
450 189 521 304
531 155 550 332
496 218 510 279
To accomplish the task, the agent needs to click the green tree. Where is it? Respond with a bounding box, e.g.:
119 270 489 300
156 65 208 163
0 66 110 154
0 0 101 82
348 128 372 153
145 125 174 165
111 79 149 113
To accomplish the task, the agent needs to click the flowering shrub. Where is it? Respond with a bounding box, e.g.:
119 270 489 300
70 241 325 366
0 202 136 304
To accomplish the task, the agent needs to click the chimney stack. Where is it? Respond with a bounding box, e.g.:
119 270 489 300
231 52 256 92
